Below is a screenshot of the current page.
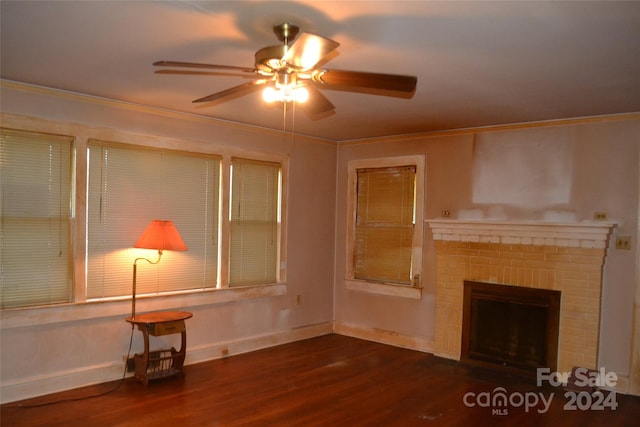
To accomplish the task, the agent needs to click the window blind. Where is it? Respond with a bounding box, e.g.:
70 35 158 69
354 165 416 285
0 129 73 308
229 158 280 286
86 142 219 299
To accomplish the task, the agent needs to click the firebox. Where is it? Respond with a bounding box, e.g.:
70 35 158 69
461 280 561 375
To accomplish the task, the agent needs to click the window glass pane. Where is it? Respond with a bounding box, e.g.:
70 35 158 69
86 142 219 299
0 129 73 308
229 158 280 286
354 165 415 285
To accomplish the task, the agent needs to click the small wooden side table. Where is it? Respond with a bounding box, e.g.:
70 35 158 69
125 311 193 385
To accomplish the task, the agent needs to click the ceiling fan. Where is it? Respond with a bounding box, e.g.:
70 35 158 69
153 23 417 115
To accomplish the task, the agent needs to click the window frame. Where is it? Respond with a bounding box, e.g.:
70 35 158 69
219 153 288 289
85 139 222 300
0 128 75 309
345 155 425 299
229 157 283 287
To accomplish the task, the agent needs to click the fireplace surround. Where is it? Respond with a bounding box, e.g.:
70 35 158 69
427 219 615 374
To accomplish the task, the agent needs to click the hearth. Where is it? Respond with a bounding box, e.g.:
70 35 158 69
461 280 560 375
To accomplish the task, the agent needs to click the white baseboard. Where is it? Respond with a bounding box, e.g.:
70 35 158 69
0 322 333 404
601 373 631 395
186 322 333 364
333 321 433 353
1 362 125 404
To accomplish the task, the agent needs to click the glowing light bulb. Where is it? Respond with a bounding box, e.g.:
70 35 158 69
262 87 278 103
262 85 309 104
294 87 309 103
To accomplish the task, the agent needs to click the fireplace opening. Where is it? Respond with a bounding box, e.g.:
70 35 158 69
462 281 560 375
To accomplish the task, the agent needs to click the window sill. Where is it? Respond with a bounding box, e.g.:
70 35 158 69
1 283 287 329
345 280 422 299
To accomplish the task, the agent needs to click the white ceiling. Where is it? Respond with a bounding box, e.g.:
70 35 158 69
1 1 639 142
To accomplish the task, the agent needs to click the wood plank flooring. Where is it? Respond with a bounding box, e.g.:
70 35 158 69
2 334 639 426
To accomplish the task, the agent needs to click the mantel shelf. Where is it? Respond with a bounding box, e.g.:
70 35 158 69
425 219 617 249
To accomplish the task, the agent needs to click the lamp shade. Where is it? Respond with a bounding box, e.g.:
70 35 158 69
134 220 187 251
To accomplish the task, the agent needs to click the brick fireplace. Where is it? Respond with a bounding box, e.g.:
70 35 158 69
426 220 616 373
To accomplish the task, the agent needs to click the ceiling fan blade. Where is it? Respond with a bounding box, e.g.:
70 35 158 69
155 69 259 78
154 60 256 73
282 33 339 71
315 69 417 94
299 85 335 115
193 80 266 103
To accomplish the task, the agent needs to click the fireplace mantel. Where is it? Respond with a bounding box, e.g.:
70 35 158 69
426 219 616 249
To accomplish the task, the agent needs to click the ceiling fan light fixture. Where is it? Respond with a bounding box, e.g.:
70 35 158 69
262 85 308 104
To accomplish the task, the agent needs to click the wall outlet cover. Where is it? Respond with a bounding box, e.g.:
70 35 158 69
615 236 631 250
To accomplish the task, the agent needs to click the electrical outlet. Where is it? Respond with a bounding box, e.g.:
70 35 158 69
616 236 631 250
126 357 136 372
594 212 608 221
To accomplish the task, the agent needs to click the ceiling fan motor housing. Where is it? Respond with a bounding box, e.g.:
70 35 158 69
255 45 287 75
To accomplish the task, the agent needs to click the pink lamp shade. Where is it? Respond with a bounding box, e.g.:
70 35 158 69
134 220 187 252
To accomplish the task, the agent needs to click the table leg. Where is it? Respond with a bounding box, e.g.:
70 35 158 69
134 325 151 385
174 329 187 373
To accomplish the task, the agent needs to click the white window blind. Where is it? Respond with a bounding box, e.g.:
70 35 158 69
229 158 281 286
86 141 220 299
0 129 73 308
354 165 416 285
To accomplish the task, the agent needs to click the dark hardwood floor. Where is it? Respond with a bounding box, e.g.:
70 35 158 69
2 334 639 426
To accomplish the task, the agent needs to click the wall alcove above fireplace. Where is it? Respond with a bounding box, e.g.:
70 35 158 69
461 280 560 375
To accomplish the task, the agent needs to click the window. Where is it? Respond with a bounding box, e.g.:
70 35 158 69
0 129 73 308
229 158 281 286
86 141 220 299
1 123 286 309
354 165 416 284
346 156 424 298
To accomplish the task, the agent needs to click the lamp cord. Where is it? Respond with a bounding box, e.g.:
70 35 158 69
5 325 135 408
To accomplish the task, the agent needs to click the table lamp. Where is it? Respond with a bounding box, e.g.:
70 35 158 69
131 220 187 320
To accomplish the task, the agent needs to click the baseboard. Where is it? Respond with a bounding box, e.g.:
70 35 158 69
186 322 333 364
333 321 433 353
0 361 126 404
0 322 333 404
601 373 631 395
